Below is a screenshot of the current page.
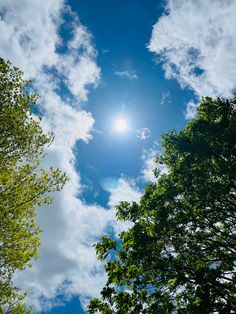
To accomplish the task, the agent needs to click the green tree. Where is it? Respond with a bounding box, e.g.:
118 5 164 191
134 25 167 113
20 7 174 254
88 96 236 313
0 58 68 313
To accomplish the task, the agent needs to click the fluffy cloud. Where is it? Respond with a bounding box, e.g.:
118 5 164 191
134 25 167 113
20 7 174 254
107 178 142 236
136 128 151 140
0 0 62 78
142 149 168 183
108 178 141 208
0 0 100 102
148 0 236 98
142 155 156 182
185 100 199 120
0 0 119 312
15 188 114 310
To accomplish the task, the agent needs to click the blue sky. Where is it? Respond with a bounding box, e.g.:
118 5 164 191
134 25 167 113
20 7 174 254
0 0 236 313
71 0 194 209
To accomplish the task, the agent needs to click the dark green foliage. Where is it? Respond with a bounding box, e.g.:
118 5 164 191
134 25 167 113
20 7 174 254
88 96 236 313
0 58 68 313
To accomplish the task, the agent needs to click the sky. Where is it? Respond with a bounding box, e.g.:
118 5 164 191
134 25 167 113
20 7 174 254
0 0 236 313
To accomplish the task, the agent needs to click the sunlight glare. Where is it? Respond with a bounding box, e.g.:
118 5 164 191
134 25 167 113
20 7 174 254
114 118 128 132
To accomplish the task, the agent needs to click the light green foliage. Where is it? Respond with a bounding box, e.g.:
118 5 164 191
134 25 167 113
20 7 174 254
88 96 236 313
0 58 68 313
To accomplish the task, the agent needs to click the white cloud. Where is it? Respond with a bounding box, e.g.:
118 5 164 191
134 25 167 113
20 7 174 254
108 178 141 208
160 90 171 106
185 100 199 120
16 189 114 310
107 178 142 236
142 155 156 182
0 0 62 78
115 70 138 80
0 0 100 102
148 0 236 98
142 149 168 183
15 148 141 312
0 2 144 311
0 0 119 312
136 128 151 140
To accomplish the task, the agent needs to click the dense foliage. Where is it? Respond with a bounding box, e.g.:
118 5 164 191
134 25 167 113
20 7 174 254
88 96 236 313
0 58 68 313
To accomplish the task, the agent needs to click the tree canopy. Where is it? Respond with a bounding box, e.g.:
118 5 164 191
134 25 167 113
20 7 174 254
88 96 236 313
0 58 68 313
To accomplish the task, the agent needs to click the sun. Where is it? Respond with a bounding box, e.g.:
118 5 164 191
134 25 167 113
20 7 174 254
114 118 128 132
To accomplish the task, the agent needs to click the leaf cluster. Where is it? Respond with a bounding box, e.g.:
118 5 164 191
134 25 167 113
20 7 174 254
88 96 236 313
0 58 68 313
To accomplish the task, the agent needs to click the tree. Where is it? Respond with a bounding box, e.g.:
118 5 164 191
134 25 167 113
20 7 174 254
0 58 68 313
88 96 236 313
